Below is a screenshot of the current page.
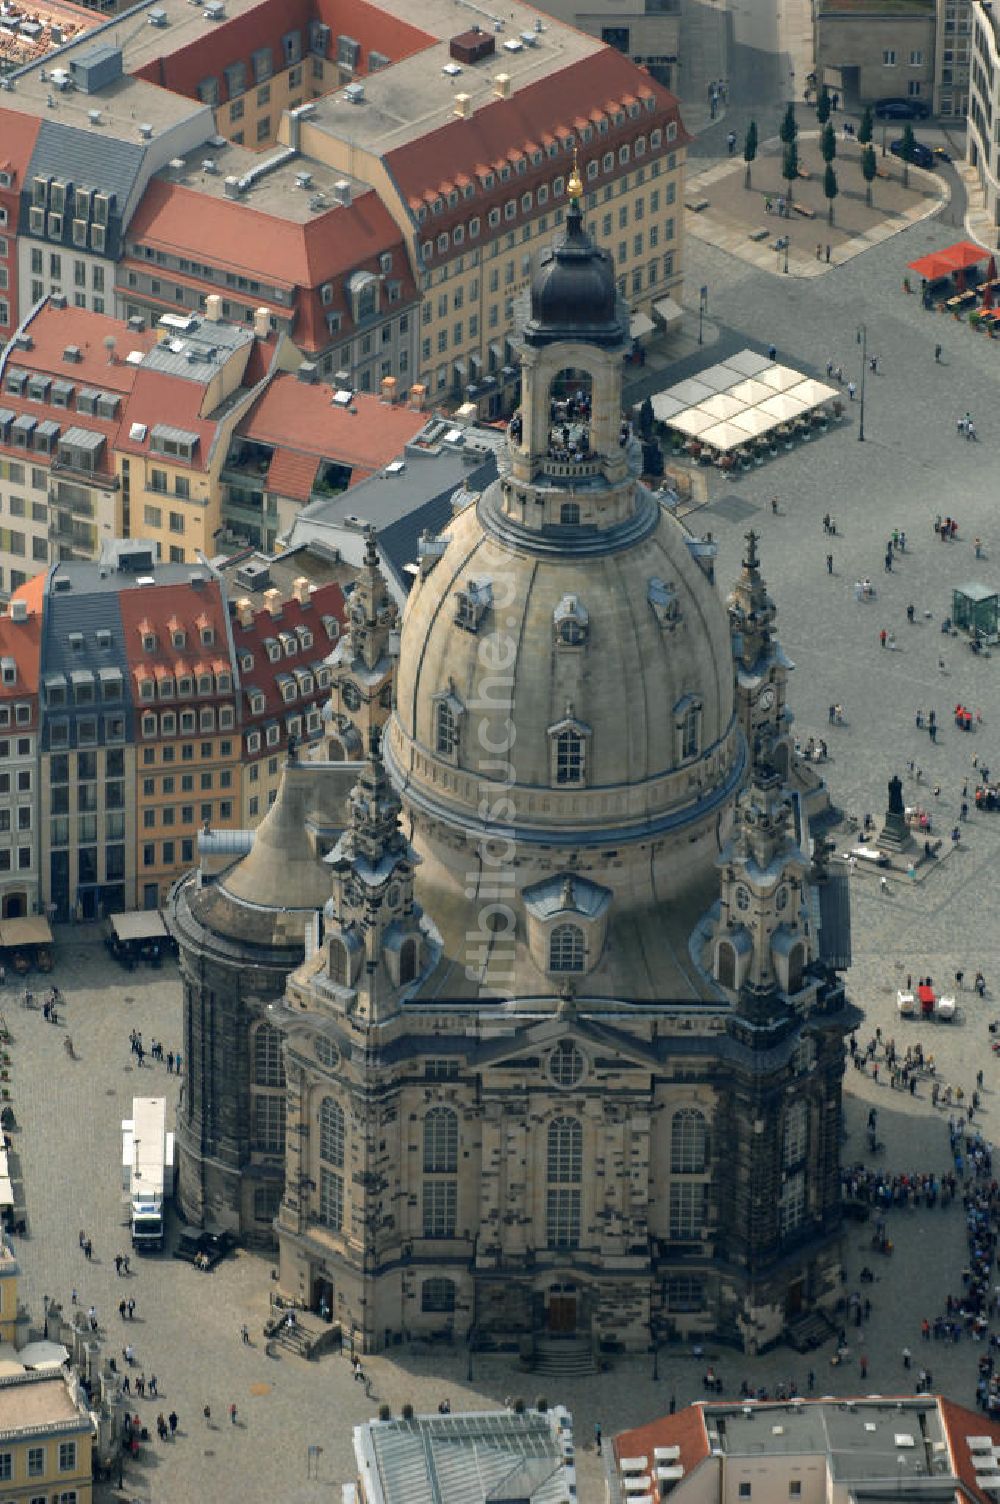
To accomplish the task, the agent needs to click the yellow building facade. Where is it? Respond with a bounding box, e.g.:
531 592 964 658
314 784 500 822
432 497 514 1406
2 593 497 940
0 1370 94 1504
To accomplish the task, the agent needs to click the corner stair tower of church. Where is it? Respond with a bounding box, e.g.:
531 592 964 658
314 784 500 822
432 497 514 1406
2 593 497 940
728 529 791 773
320 527 399 761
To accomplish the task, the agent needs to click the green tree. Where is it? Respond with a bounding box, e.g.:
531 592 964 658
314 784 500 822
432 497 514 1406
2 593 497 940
743 119 758 190
779 102 797 144
858 105 873 145
823 162 839 225
816 85 831 125
782 138 799 202
861 143 877 207
821 121 837 166
899 124 915 188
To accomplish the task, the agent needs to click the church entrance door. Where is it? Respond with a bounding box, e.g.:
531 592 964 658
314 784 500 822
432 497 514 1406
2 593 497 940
546 1294 577 1335
312 1275 334 1321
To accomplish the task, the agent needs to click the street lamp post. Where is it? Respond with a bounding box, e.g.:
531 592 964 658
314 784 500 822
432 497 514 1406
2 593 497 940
784 235 790 274
698 284 708 345
856 323 867 442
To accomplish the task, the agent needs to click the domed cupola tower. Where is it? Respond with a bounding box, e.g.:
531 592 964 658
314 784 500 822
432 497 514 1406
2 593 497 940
384 180 748 1001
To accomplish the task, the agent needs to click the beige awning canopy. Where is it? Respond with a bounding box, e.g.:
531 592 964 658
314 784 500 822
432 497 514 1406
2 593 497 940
109 912 169 943
700 419 751 452
630 311 655 339
652 296 684 329
0 917 52 949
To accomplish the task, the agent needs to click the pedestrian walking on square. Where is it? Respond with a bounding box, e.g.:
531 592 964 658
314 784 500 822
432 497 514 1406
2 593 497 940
816 243 822 260
128 1298 135 1320
115 1255 122 1276
771 495 778 514
848 381 856 400
149 1374 157 1396
594 1422 602 1453
241 1324 250 1345
229 1402 238 1425
825 244 831 263
899 530 906 551
902 1346 911 1369
880 628 887 648
118 1300 126 1321
169 1410 178 1436
121 1374 130 1395
204 1405 212 1427
71 1288 77 1306
176 1052 182 1074
78 1230 85 1250
167 1052 174 1074
935 343 942 362
826 553 833 574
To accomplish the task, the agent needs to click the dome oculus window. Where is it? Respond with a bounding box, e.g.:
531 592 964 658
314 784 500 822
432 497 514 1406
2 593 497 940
549 1040 585 1087
315 1036 340 1069
553 594 589 649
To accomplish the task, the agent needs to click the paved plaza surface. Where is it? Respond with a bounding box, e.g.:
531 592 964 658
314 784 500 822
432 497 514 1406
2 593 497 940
686 130 947 277
10 184 1000 1504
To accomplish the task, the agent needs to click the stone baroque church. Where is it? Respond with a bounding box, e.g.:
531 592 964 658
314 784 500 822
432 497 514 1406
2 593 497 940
169 172 860 1357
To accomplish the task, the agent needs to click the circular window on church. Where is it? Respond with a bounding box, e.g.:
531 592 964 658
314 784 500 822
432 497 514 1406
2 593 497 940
735 885 751 912
316 1037 340 1071
548 1041 585 1088
775 885 789 913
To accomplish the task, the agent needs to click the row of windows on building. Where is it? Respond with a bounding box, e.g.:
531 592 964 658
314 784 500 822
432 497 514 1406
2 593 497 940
139 705 235 738
0 1438 78 1479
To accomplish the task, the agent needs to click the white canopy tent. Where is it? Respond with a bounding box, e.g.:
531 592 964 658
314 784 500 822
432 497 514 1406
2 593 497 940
700 420 752 452
758 363 804 393
647 349 839 453
698 392 745 421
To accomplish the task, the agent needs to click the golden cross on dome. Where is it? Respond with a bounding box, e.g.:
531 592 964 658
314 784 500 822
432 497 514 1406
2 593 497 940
568 146 583 202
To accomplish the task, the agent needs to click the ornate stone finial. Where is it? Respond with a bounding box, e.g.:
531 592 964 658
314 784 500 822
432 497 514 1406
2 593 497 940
743 528 760 574
363 524 379 570
557 978 577 1016
567 146 583 202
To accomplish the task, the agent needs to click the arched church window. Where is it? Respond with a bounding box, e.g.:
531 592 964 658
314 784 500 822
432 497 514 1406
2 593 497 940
670 1108 708 1173
320 1097 345 1168
782 1099 807 1168
716 940 736 989
328 937 349 987
399 936 418 985
787 941 805 994
423 1107 458 1173
436 700 458 757
555 730 584 784
547 367 592 466
549 923 585 973
253 1022 285 1088
546 1116 582 1250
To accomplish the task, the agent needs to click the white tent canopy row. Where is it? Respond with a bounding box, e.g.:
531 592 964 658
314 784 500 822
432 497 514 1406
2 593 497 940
644 349 839 452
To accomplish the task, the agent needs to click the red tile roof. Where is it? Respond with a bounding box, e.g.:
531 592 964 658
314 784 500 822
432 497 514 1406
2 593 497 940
9 303 159 390
265 447 320 503
234 583 345 750
132 0 433 101
386 49 688 203
940 1398 1000 1504
612 1403 710 1495
0 108 41 190
11 574 45 617
0 610 41 705
238 373 426 482
117 578 232 689
123 180 416 353
116 369 225 467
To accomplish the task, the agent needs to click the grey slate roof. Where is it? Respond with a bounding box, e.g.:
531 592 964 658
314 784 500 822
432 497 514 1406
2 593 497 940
287 443 499 598
816 868 852 972
40 570 133 752
25 120 146 211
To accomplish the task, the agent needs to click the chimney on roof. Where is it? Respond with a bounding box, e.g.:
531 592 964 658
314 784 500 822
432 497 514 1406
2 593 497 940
494 72 512 99
409 383 427 411
236 597 253 628
263 587 282 618
291 576 310 606
453 92 472 119
333 180 352 208
253 308 270 339
205 293 222 323
8 600 28 624
381 375 397 404
297 362 317 384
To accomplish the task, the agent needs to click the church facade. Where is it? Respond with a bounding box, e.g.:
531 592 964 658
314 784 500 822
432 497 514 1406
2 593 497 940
169 172 858 1355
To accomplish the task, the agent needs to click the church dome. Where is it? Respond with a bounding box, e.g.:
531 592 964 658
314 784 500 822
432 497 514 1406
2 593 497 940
385 493 742 853
523 195 627 349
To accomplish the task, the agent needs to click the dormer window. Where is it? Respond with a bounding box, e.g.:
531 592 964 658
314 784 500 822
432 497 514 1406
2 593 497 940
433 683 464 763
159 676 174 699
171 626 186 649
453 577 492 633
139 678 155 702
265 638 281 663
548 706 591 786
648 577 680 630
249 690 266 715
674 694 703 763
240 651 254 671
177 674 193 697
554 595 589 649
199 622 214 647
198 673 212 695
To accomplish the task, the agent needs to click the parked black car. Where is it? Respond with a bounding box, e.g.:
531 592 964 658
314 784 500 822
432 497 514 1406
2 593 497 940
874 97 931 119
890 137 935 169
